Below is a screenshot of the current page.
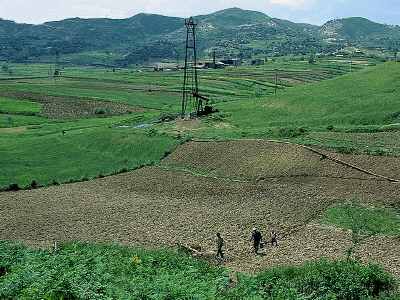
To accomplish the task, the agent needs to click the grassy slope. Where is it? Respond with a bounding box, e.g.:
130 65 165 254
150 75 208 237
0 126 179 189
184 62 400 156
0 242 397 299
323 203 400 236
0 97 41 115
219 62 400 129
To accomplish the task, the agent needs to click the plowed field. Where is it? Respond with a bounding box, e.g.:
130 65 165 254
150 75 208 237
1 140 399 276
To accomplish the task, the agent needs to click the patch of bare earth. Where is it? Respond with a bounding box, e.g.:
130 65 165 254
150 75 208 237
0 91 143 119
0 140 399 276
0 126 27 134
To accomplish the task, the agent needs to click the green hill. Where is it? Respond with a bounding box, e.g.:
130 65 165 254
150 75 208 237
320 17 400 47
1 8 399 65
197 7 271 28
216 62 400 131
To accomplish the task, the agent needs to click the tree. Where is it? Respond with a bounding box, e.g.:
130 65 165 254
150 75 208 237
1 63 12 75
308 52 316 64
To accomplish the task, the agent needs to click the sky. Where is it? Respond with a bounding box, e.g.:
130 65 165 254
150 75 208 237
0 0 399 26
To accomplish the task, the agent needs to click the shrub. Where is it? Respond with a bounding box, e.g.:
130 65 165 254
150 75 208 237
119 168 128 173
162 150 172 159
336 146 356 154
0 242 228 299
227 259 397 299
146 128 158 137
94 108 107 115
159 113 178 122
327 125 335 131
278 127 307 138
0 266 7 277
30 180 38 189
6 183 20 191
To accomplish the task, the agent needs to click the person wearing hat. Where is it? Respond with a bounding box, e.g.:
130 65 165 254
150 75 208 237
250 227 263 255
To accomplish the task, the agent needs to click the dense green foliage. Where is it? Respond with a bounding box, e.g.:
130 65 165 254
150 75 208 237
228 259 397 299
0 242 228 299
322 203 400 236
0 242 397 299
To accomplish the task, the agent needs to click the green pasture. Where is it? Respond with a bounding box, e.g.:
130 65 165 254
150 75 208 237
323 203 400 236
0 124 179 189
0 97 41 115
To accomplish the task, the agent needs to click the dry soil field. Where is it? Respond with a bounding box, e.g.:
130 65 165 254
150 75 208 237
1 140 399 276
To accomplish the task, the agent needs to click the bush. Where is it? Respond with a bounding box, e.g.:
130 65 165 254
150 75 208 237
30 180 38 189
159 113 178 122
94 108 107 115
226 259 397 299
278 127 307 138
162 150 172 159
327 125 335 131
119 168 128 173
0 242 228 300
5 183 20 191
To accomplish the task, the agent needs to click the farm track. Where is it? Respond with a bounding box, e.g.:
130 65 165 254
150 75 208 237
1 140 399 275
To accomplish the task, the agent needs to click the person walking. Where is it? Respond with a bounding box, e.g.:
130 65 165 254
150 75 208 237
271 230 278 247
216 233 224 259
251 228 263 255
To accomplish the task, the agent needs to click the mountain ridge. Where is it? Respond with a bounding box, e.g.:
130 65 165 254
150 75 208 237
0 7 399 64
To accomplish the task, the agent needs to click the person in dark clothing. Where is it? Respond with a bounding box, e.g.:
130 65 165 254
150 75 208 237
251 228 263 254
216 233 224 259
271 230 278 247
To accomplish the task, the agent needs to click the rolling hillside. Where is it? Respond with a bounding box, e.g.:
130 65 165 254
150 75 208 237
320 17 400 47
1 8 399 65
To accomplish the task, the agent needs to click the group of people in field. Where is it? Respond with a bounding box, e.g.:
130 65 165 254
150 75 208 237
215 228 278 259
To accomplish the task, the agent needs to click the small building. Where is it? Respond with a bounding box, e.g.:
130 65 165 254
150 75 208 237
204 62 226 69
251 59 265 66
220 59 242 66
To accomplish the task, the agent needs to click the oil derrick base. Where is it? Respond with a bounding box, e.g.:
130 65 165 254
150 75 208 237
181 17 213 118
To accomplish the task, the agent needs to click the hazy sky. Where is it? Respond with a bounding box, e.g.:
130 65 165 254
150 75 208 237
0 0 399 25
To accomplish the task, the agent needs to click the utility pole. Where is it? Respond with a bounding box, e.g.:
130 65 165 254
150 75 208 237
213 50 216 68
349 52 353 73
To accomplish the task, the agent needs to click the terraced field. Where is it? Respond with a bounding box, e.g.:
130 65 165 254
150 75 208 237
1 140 399 277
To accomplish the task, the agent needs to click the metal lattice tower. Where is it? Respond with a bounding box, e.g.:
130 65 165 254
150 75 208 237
181 17 202 118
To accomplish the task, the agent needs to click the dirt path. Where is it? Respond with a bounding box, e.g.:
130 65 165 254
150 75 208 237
1 140 399 275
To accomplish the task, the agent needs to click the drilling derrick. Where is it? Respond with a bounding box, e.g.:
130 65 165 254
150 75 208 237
181 17 210 118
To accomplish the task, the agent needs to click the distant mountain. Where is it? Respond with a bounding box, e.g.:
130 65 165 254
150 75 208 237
197 7 271 28
320 17 400 46
0 8 399 65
